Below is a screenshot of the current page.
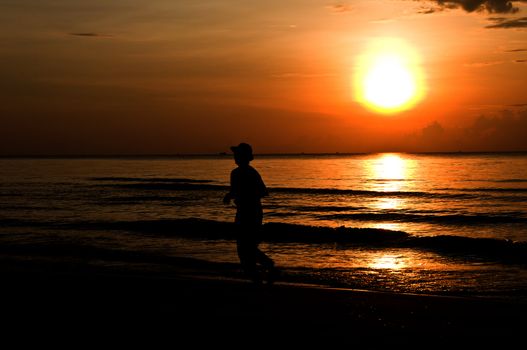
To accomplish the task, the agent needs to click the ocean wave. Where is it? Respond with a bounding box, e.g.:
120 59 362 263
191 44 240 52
462 179 527 183
271 187 475 199
438 187 527 193
0 238 234 270
0 205 59 211
493 179 527 183
98 195 191 203
319 212 527 225
94 180 477 200
290 205 367 212
366 178 408 182
2 218 526 264
91 177 213 183
96 182 229 191
92 176 527 196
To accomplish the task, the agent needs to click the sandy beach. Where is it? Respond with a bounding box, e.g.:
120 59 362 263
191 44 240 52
4 0 527 347
2 251 525 347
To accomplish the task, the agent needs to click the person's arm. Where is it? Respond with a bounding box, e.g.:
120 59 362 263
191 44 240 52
257 172 268 198
223 192 232 204
223 170 236 204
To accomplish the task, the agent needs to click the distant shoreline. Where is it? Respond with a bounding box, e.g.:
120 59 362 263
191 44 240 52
1 151 527 159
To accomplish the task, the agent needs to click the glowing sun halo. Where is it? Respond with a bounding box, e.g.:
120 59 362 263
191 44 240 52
355 38 426 114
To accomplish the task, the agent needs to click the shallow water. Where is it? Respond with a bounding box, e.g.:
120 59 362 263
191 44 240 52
1 153 527 300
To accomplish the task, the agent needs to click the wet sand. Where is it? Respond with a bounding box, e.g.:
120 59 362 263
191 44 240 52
1 255 526 346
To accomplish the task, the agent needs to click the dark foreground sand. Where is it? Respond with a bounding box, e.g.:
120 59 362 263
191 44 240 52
1 256 526 347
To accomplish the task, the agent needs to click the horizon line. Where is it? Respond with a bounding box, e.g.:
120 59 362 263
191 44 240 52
1 151 527 158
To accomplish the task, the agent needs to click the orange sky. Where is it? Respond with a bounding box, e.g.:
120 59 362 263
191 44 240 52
1 1 526 154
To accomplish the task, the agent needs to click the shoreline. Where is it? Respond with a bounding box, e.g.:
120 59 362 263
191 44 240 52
2 254 526 345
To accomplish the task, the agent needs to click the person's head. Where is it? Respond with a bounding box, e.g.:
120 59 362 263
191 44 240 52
230 142 254 166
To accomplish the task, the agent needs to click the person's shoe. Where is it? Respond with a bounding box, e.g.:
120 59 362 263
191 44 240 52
266 266 280 285
249 270 263 286
252 276 263 286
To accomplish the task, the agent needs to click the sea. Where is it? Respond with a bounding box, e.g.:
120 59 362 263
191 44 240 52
1 153 527 301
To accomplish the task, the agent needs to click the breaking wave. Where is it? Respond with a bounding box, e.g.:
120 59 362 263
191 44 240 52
2 218 526 264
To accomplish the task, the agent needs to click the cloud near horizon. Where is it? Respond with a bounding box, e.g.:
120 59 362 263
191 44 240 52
416 1 527 29
439 0 522 13
68 32 112 37
417 0 526 14
327 3 353 13
407 110 527 152
486 16 527 27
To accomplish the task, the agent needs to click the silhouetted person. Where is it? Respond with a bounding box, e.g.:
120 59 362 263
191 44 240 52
223 143 277 285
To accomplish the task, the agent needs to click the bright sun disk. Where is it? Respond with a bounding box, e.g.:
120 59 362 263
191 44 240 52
354 38 426 114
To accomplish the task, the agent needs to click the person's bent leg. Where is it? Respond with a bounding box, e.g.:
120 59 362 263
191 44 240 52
236 238 261 284
255 248 274 269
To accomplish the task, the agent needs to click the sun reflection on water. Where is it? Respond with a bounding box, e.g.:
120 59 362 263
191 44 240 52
372 222 402 232
375 154 405 181
366 153 415 215
367 153 414 191
370 254 407 270
376 197 401 210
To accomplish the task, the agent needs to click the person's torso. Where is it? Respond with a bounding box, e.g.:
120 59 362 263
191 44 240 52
231 166 265 208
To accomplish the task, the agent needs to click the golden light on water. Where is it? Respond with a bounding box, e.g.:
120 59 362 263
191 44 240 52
367 153 413 192
354 38 426 114
372 222 402 232
376 154 405 181
376 198 401 210
370 254 407 270
365 153 415 230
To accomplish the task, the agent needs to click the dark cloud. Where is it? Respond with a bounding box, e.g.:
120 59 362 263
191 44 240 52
464 60 504 67
421 121 445 139
462 112 527 151
486 16 527 27
515 59 527 62
505 48 527 52
68 32 112 37
417 2 527 29
407 111 527 152
327 3 353 13
418 7 442 14
418 1 526 14
437 0 522 13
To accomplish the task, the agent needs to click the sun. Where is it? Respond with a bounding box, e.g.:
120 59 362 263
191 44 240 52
364 55 416 109
354 38 426 114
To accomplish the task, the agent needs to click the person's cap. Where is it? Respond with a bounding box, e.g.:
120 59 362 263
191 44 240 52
230 142 254 160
